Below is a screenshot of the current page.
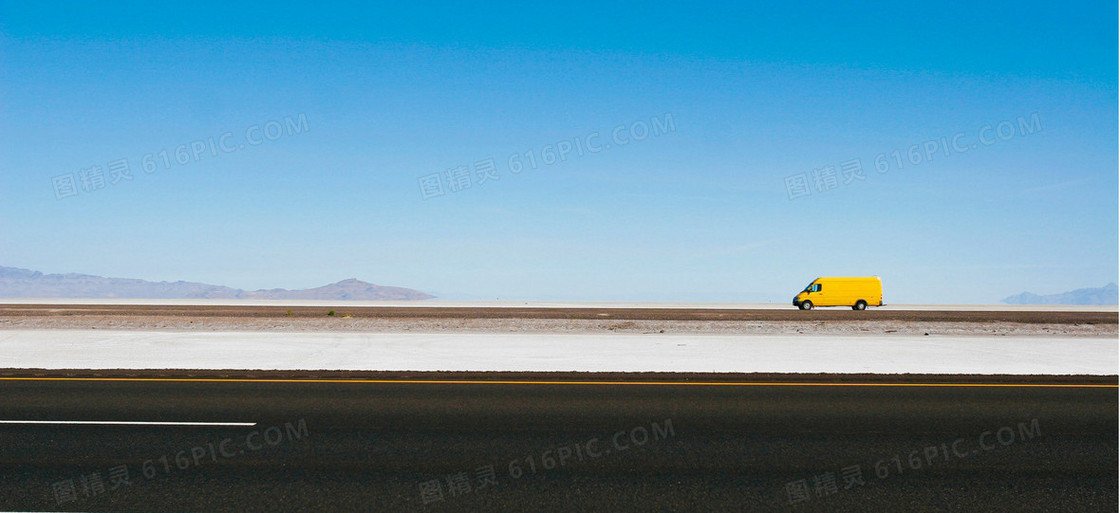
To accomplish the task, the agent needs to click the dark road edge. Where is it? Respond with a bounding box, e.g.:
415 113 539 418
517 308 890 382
1 304 1116 323
0 369 1114 385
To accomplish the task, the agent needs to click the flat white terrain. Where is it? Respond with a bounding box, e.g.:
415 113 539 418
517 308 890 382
0 330 1113 374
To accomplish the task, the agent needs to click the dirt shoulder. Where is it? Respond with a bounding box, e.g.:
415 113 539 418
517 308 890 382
0 312 1114 337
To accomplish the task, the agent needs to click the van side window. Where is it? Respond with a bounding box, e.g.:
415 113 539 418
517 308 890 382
812 284 822 292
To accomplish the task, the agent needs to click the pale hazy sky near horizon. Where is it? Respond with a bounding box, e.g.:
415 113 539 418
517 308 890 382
1 2 1116 303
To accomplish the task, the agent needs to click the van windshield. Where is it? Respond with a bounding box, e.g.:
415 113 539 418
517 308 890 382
803 283 815 292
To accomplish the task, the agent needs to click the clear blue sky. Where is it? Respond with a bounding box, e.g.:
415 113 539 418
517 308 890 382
1 2 1116 303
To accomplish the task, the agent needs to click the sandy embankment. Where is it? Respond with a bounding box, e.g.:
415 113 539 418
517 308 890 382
0 305 1114 373
0 315 1115 337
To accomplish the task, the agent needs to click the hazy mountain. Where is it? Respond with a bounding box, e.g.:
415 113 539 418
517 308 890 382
1002 283 1118 306
239 278 435 301
0 266 434 300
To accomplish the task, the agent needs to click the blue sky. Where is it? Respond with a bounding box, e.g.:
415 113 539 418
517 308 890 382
1 2 1116 303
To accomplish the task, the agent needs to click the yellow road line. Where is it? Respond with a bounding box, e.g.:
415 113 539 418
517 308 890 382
0 377 1113 388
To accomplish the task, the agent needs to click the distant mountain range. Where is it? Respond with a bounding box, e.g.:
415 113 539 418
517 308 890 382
0 266 434 300
1002 283 1118 306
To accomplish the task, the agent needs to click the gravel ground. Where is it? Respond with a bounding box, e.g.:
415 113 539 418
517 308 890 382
0 304 1114 337
0 314 1114 337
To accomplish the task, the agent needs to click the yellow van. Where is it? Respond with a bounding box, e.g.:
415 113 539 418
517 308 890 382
793 277 883 310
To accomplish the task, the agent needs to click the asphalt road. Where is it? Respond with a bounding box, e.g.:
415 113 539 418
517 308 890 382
0 374 1115 512
1 303 1116 323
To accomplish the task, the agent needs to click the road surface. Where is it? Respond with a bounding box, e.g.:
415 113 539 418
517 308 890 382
0 374 1115 512
1 303 1117 321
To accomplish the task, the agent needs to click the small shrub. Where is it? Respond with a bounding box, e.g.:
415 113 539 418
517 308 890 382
327 310 336 316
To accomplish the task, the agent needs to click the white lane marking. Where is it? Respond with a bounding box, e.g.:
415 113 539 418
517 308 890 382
0 420 256 426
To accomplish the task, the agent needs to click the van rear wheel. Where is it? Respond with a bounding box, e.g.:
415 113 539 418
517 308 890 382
853 300 867 310
800 301 813 310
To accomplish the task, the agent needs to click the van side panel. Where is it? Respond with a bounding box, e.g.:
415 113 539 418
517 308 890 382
793 277 882 308
813 277 881 307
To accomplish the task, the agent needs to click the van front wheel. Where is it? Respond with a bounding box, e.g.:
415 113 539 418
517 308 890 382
853 300 867 311
800 301 813 310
